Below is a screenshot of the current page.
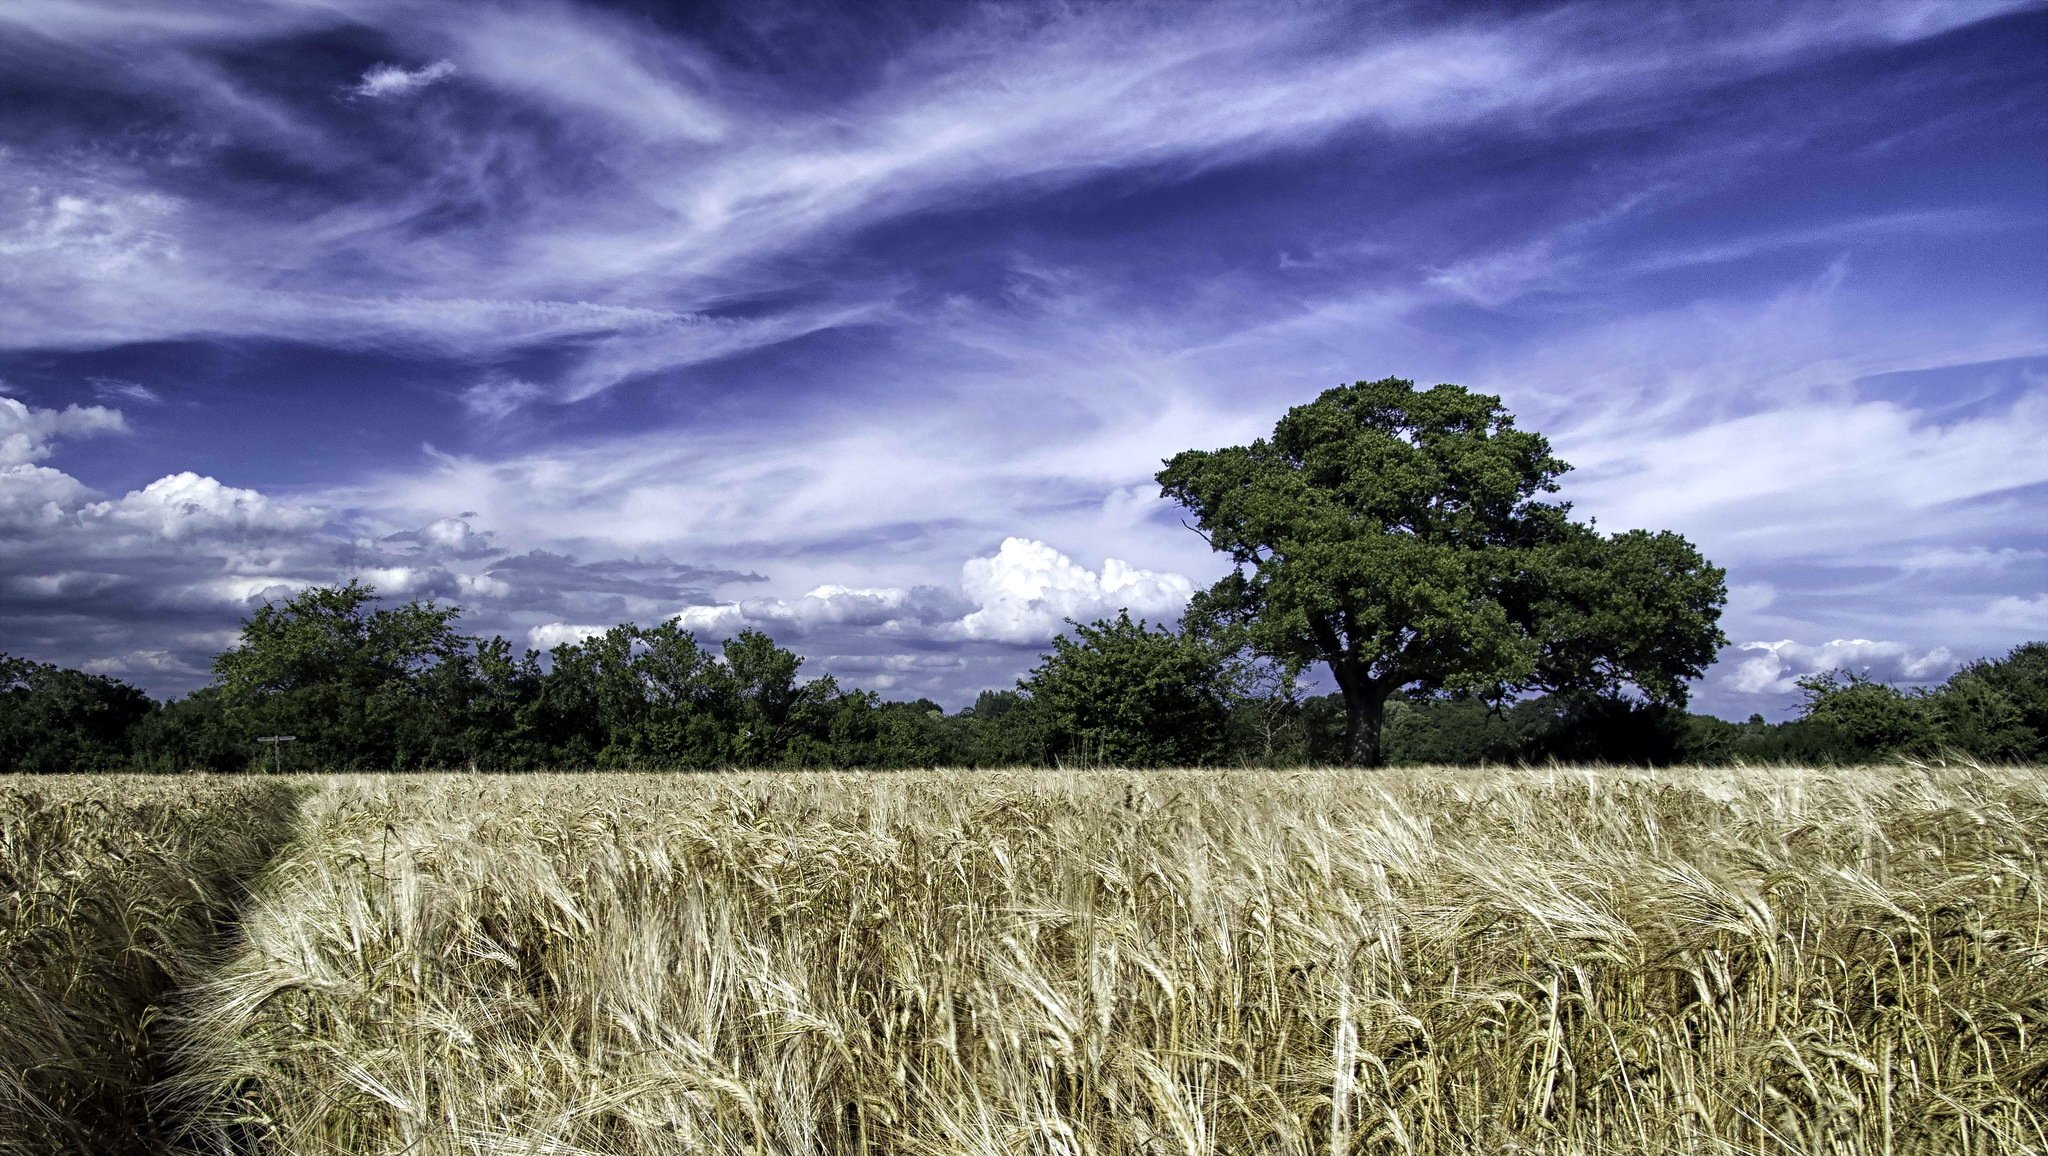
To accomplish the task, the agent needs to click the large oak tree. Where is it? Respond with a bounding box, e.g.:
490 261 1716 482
1157 377 1727 766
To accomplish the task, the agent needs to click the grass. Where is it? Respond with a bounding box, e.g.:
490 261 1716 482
3 764 2044 1153
0 776 303 1155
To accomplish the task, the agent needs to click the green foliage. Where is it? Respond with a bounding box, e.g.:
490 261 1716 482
1680 712 1858 766
1011 614 1228 766
1790 642 2048 764
1017 612 1233 767
1935 642 2048 761
0 654 155 774
210 580 467 770
127 688 246 773
1160 377 1726 764
1794 671 1932 759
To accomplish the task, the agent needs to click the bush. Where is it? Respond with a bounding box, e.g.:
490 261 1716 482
1018 613 1233 766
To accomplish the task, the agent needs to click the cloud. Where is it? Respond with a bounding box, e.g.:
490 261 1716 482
671 584 964 641
460 378 547 422
81 649 201 678
527 622 608 651
0 0 2023 386
89 472 324 540
956 537 1193 643
445 8 725 142
1726 638 1960 696
659 537 1193 655
89 378 162 405
671 603 745 637
0 465 95 531
821 653 967 674
1985 595 2048 630
0 398 126 467
349 59 457 100
1899 547 2045 574
380 517 500 560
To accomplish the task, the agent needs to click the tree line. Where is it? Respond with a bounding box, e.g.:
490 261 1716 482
5 586 2042 773
4 377 2042 771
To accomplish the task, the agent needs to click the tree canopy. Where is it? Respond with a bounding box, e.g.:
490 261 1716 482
1016 611 1234 767
1158 377 1728 765
210 580 467 770
0 654 154 774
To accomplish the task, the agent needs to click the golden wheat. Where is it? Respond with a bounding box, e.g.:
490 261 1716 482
133 763 2048 1155
0 776 302 1156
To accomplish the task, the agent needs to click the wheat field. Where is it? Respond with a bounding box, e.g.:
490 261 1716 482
4 765 2045 1154
0 777 303 1155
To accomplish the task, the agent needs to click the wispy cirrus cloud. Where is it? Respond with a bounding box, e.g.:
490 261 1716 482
3 1 2027 391
348 59 456 100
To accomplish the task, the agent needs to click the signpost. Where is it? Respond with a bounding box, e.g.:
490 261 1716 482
256 735 296 775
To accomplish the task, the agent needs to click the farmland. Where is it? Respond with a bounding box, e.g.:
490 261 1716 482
4 763 2046 1154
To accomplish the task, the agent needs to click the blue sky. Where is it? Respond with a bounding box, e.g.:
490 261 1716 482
1 0 2043 716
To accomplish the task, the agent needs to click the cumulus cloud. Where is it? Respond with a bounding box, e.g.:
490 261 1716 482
666 538 1192 648
956 538 1193 643
479 551 762 621
664 537 1189 648
1726 638 1960 696
89 472 324 540
528 622 608 651
822 653 967 674
670 584 965 640
456 572 511 600
0 398 126 467
671 603 746 637
349 59 456 100
0 464 95 531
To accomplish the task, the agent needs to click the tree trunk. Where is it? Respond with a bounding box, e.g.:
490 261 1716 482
1334 668 1386 767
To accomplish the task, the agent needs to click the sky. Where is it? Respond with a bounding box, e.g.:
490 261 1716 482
1 0 2044 718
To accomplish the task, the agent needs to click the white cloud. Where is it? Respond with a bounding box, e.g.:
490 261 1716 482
82 649 198 677
0 398 126 467
460 378 547 421
447 9 724 142
408 517 497 558
3 0 2019 383
956 537 1192 643
89 378 161 405
1727 583 1778 615
193 577 310 608
527 622 608 651
0 463 95 530
822 653 966 674
671 604 746 636
349 59 456 100
1899 547 2044 573
89 472 324 540
1985 595 2048 630
1726 638 1959 696
671 586 914 638
660 538 1192 649
349 565 432 596
455 571 511 600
